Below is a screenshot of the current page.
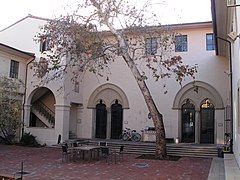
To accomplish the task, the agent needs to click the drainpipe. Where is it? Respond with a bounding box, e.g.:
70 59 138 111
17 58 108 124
215 36 233 153
21 56 35 137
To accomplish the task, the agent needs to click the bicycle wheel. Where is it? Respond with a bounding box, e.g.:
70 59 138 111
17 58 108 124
122 133 129 141
132 133 141 142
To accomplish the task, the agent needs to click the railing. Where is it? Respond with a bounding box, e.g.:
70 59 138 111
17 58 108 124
32 101 55 126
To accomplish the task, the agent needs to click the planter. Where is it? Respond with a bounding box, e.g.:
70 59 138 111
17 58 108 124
142 130 156 142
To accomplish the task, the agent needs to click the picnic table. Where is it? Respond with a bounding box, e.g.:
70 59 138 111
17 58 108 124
69 145 102 161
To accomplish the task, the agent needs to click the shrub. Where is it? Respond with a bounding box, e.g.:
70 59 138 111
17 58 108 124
0 76 23 144
20 132 40 147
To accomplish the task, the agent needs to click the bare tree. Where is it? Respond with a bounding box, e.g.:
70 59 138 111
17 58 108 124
35 0 197 159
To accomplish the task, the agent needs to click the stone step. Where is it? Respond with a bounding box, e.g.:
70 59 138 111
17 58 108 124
69 132 77 139
87 140 218 158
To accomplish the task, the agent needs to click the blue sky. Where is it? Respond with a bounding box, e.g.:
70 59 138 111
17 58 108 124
0 0 212 30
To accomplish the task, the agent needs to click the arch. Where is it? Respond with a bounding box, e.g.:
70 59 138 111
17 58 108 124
200 98 215 109
173 81 224 110
26 86 57 105
27 87 56 128
87 83 129 109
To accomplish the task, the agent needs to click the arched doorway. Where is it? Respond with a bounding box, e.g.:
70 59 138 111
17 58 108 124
181 99 195 143
95 100 107 139
29 87 56 128
88 83 129 139
200 99 214 143
111 100 123 139
173 81 225 144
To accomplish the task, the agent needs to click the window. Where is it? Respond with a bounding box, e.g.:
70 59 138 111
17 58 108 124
74 81 79 93
206 33 215 51
40 38 49 52
145 37 157 55
175 35 188 52
227 0 240 6
9 60 19 78
124 38 129 48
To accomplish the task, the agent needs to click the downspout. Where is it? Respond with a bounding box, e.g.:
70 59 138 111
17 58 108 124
21 56 35 137
215 36 233 153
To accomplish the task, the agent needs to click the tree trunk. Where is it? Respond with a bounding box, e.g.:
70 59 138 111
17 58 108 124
122 54 167 159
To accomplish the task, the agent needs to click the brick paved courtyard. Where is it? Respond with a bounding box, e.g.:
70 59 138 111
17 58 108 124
0 145 212 180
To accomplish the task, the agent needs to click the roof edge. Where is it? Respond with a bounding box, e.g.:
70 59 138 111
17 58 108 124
0 43 35 58
0 14 51 32
167 21 212 28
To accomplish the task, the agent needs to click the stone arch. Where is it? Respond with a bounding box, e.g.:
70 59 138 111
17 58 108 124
26 86 57 105
87 83 129 109
173 81 224 110
26 87 56 128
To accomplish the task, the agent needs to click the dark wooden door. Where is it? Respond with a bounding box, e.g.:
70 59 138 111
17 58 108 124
182 100 195 143
200 107 214 144
95 100 107 139
111 100 123 139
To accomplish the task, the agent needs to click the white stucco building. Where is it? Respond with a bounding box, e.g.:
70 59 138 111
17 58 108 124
0 15 230 147
211 0 240 167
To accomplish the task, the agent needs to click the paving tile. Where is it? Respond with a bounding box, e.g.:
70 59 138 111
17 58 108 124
0 145 212 179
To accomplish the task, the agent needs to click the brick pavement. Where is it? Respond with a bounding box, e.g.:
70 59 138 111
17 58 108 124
0 145 212 180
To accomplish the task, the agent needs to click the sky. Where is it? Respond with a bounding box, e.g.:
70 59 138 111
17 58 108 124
0 0 212 30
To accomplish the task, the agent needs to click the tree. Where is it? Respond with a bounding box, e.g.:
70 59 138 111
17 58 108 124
0 76 22 144
35 0 197 159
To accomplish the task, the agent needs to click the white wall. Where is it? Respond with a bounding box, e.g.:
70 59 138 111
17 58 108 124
231 7 240 167
79 26 229 142
0 50 28 93
0 16 83 106
0 17 230 145
0 16 83 144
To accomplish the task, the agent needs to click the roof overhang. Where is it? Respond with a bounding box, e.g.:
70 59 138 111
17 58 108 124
168 21 212 30
0 43 35 60
211 0 232 57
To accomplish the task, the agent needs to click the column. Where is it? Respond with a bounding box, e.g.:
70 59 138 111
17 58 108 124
24 104 32 127
178 110 182 142
54 104 71 143
106 107 111 139
76 104 84 138
195 108 200 143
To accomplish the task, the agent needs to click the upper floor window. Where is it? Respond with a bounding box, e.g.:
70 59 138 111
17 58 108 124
9 60 19 79
206 33 215 51
40 38 49 52
175 35 188 52
74 81 79 93
145 37 157 55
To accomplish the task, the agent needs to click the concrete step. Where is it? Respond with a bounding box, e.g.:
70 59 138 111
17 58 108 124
31 108 53 128
87 140 218 158
69 132 77 139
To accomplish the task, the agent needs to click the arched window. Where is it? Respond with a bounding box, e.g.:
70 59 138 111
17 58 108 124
111 100 123 139
181 99 195 143
200 99 214 143
95 100 107 139
40 38 49 52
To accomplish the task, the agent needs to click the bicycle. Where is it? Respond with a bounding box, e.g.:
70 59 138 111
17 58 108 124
120 127 141 142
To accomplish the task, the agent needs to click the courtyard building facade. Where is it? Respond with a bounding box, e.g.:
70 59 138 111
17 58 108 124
211 0 240 167
0 15 230 146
